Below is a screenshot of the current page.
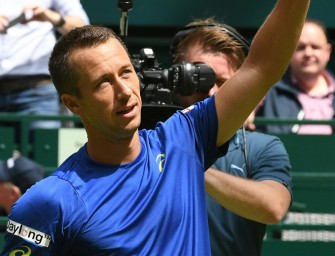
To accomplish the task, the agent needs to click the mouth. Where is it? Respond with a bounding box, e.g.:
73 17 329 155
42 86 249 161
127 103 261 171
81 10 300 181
116 104 138 119
117 105 135 115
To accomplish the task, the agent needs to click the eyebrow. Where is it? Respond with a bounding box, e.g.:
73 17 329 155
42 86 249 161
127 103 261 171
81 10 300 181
121 63 134 70
92 63 135 82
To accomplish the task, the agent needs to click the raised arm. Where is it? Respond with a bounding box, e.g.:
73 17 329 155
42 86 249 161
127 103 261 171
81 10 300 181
215 0 310 146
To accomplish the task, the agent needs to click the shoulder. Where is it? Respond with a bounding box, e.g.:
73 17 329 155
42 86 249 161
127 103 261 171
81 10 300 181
242 130 280 143
242 131 291 182
6 176 87 252
243 130 287 154
147 96 217 137
10 175 86 225
229 130 287 157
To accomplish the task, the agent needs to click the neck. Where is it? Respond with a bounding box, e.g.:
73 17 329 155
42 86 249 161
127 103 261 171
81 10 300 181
86 130 141 165
295 73 329 96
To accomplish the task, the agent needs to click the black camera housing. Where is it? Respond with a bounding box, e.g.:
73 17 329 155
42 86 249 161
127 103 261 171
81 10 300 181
133 48 216 105
133 48 216 129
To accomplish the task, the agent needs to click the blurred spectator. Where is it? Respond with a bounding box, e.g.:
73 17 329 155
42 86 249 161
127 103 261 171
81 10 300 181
0 0 89 132
0 153 44 216
256 19 335 134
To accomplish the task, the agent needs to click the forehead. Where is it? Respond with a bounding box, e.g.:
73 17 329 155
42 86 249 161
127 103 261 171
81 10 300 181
71 39 131 71
68 39 133 89
184 43 234 73
300 23 327 44
72 38 129 61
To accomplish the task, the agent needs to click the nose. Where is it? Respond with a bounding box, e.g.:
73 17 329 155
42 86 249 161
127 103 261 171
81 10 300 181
303 45 314 56
115 79 132 100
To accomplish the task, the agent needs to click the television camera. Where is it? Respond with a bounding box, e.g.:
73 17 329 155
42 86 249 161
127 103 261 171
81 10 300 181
132 48 216 105
117 0 216 128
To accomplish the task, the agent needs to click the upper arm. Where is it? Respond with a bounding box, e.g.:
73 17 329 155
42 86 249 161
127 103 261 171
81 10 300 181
215 68 270 146
214 0 310 146
3 177 87 255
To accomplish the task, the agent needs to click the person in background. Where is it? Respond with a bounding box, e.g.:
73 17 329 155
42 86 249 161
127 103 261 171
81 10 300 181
171 18 292 256
1 0 309 254
256 19 335 134
0 0 89 131
0 153 44 216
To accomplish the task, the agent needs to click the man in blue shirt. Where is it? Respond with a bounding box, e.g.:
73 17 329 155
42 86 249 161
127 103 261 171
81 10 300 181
1 0 309 255
171 18 292 255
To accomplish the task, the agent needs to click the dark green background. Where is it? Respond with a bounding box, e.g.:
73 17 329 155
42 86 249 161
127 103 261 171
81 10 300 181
81 0 335 28
80 0 335 70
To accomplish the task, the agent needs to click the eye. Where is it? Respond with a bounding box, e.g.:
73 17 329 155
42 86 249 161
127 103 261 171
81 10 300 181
312 44 322 50
99 77 111 85
121 68 133 78
296 44 306 51
95 76 112 90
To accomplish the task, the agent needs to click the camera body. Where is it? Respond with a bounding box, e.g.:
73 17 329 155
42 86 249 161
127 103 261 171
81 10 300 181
116 0 216 128
133 48 216 105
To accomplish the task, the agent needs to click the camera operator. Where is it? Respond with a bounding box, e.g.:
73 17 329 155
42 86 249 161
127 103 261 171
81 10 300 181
171 18 292 256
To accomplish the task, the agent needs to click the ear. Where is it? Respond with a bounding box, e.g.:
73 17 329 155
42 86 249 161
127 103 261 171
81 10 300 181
327 43 332 54
11 185 22 200
61 94 81 115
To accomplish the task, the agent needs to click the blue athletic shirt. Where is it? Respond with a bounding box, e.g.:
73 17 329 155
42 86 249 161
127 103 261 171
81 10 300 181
1 96 226 256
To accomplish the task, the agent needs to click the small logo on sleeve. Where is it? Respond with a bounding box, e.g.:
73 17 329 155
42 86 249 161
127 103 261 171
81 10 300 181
181 105 195 114
156 153 165 172
9 246 32 256
7 219 51 247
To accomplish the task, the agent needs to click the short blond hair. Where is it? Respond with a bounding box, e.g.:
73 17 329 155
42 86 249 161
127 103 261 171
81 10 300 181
173 18 247 71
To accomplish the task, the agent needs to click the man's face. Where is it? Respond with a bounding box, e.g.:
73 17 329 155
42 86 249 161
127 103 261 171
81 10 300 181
290 22 332 79
65 38 142 140
176 42 236 108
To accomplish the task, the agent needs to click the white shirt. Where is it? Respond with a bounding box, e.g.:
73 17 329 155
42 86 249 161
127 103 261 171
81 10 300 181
0 0 89 76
